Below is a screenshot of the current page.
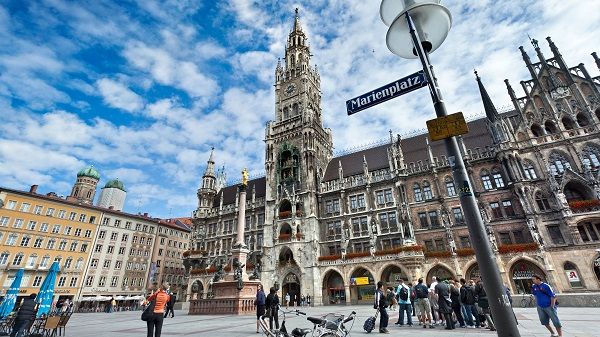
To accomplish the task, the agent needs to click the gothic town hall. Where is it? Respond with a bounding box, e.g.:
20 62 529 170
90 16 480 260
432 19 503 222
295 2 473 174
183 12 600 306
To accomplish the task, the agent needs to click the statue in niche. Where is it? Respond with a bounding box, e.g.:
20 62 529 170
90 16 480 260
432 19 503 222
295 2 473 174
444 224 457 256
340 226 349 260
369 218 378 257
486 224 499 253
527 218 544 246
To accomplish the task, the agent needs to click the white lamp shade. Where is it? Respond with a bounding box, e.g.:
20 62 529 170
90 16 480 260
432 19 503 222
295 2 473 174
385 3 452 59
380 0 441 27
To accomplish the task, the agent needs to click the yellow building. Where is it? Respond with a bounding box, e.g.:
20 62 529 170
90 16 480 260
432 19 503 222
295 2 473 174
0 185 102 302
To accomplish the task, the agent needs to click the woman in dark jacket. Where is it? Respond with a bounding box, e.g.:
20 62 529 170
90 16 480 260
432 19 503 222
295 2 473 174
255 285 266 333
265 287 280 331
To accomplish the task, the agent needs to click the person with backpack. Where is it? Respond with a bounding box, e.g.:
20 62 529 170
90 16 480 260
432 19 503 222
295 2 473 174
460 278 480 328
374 281 389 333
414 278 434 329
394 278 413 326
265 287 280 331
531 274 562 337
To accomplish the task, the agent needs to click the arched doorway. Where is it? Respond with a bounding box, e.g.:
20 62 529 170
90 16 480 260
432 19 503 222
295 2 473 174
349 268 375 304
322 270 345 305
510 259 546 294
564 181 593 202
279 247 296 265
465 263 480 281
426 265 454 284
279 223 292 242
279 200 292 219
282 273 301 307
381 265 408 286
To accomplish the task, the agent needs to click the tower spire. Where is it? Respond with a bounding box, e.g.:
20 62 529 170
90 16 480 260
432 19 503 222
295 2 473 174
293 7 301 32
204 147 216 177
475 70 499 121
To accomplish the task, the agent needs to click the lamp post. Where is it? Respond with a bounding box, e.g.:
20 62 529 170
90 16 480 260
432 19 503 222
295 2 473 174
380 1 520 336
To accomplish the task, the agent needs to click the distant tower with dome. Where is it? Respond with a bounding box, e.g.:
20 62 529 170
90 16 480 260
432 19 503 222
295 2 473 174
97 178 127 211
68 166 100 204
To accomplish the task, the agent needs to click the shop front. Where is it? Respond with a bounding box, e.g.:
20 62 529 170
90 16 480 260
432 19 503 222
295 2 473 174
510 260 546 294
322 270 345 305
349 268 375 304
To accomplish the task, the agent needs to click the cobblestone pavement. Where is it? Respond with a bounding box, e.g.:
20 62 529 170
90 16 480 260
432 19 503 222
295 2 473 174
65 306 596 336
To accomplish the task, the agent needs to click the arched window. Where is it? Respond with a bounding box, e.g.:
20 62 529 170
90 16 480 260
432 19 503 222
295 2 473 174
0 252 9 265
422 181 433 200
522 161 537 180
292 103 299 116
582 146 600 169
413 183 423 202
535 192 551 211
563 181 589 202
481 170 493 190
531 124 544 137
445 177 456 197
492 168 505 188
562 116 576 130
283 107 289 120
563 262 584 288
548 153 572 175
544 121 558 134
12 253 24 266
576 113 590 127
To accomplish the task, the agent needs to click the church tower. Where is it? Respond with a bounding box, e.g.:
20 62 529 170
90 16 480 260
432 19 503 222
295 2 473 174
196 148 217 217
262 9 333 303
68 166 100 204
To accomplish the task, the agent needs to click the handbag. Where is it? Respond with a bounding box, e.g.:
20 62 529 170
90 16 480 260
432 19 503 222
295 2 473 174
141 300 155 321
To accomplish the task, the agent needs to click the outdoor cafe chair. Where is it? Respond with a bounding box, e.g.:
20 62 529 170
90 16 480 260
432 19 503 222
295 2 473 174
41 316 61 337
0 316 15 335
57 313 72 337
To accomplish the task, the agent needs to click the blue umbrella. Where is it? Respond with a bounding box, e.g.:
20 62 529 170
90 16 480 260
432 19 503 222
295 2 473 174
36 262 60 317
0 269 24 318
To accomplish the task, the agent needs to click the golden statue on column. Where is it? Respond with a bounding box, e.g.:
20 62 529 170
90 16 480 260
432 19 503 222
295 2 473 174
242 168 249 186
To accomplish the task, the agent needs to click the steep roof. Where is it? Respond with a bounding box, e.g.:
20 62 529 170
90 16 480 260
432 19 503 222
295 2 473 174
322 117 494 182
213 177 266 207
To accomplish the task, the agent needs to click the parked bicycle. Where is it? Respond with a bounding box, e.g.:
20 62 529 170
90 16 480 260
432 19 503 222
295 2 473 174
307 311 357 337
259 309 312 337
520 294 535 308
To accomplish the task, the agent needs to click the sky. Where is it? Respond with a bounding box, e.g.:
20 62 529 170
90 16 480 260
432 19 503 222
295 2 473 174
0 0 599 219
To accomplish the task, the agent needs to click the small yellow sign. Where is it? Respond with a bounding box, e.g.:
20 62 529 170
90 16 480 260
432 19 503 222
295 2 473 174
351 277 370 286
426 112 469 141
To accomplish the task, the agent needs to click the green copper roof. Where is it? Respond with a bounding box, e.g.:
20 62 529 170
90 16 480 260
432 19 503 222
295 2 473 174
77 166 100 180
104 178 126 192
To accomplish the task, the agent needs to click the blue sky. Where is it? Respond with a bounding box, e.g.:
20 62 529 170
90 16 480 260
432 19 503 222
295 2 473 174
1 0 599 218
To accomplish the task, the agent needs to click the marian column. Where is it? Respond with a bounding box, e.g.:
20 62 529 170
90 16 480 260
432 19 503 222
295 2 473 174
230 168 250 282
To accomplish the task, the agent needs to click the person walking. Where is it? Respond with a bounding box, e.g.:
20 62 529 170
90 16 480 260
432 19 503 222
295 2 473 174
146 282 171 337
307 295 311 307
255 285 266 333
474 278 495 331
164 292 176 318
374 281 389 334
459 279 480 328
10 293 37 337
284 293 290 309
414 278 434 329
531 274 562 337
265 287 280 331
394 279 413 326
449 280 465 328
434 280 454 330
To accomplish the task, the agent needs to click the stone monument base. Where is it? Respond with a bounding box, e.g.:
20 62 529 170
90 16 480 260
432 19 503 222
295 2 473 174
188 280 261 315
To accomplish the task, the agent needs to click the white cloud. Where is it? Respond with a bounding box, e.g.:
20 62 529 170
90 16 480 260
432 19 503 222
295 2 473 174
96 78 144 112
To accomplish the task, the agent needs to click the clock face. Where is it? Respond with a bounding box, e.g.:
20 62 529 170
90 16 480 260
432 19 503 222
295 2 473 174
286 84 296 95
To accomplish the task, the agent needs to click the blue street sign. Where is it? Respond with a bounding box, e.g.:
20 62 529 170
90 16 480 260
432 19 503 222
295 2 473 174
346 70 428 115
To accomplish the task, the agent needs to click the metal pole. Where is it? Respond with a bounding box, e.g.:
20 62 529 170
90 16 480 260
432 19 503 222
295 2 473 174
405 12 521 337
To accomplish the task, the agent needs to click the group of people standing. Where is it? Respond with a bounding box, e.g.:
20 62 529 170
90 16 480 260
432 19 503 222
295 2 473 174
376 274 561 336
283 292 311 308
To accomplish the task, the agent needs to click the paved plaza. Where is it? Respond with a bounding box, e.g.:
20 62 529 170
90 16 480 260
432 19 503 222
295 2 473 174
65 306 597 337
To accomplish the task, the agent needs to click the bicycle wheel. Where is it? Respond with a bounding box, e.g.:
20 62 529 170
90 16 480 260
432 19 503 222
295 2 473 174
318 333 338 337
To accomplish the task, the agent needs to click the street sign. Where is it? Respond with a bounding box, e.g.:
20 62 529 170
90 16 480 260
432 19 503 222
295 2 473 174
346 70 428 115
426 112 469 141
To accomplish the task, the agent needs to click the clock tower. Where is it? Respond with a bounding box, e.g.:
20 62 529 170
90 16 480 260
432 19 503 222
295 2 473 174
262 9 332 304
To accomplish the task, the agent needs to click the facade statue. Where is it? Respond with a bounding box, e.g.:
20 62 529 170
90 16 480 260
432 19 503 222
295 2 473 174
242 168 249 186
212 260 226 283
233 258 245 290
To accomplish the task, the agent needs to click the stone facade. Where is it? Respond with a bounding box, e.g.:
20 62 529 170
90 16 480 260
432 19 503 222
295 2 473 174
185 13 600 306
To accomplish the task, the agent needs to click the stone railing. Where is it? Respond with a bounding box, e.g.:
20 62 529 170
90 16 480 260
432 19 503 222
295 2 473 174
189 298 255 315
318 248 424 266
